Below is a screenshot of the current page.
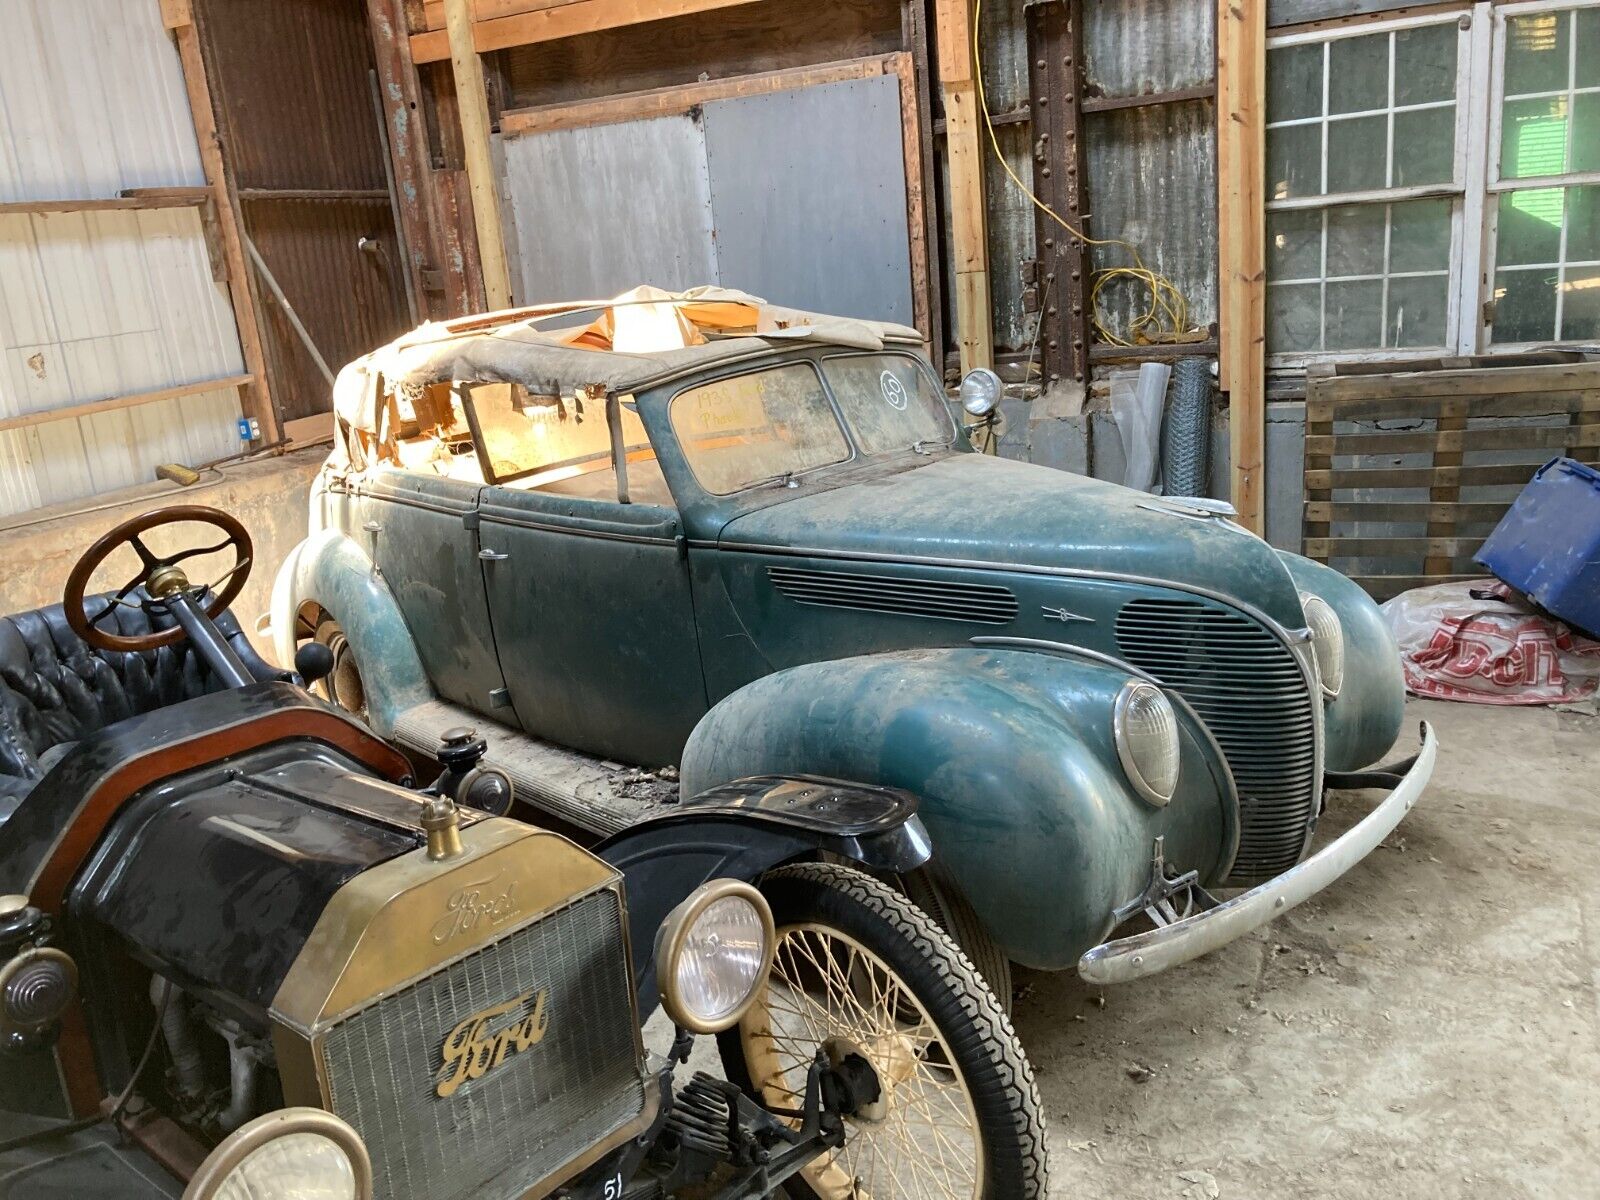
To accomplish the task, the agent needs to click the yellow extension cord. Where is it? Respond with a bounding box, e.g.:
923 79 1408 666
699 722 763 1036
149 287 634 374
971 0 1191 348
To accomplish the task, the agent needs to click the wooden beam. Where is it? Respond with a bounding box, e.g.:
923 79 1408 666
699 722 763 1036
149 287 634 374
501 55 903 136
936 0 991 373
1080 82 1218 114
0 190 210 216
169 5 279 444
443 0 512 310
1217 0 1266 534
410 0 761 64
0 376 252 435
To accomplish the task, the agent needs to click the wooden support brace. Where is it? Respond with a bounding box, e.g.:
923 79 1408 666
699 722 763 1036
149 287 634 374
167 0 280 444
936 0 992 374
443 0 513 311
1217 0 1266 535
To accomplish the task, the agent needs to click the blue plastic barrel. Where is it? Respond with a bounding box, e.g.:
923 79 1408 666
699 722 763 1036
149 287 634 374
1475 457 1600 638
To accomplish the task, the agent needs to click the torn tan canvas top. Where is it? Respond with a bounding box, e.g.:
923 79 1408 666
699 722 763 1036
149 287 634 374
334 285 925 433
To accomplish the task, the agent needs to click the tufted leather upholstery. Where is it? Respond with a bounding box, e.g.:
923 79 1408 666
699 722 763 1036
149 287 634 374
0 595 286 825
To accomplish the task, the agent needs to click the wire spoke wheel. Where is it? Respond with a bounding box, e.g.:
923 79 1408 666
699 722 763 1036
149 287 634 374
312 616 367 720
719 864 1048 1200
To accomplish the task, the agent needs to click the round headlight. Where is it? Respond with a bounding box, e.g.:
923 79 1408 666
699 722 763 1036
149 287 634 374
1300 592 1345 699
1113 681 1180 807
184 1108 371 1200
959 367 1003 415
654 879 775 1035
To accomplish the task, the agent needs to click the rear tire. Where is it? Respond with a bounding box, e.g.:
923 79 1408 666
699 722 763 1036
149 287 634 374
310 615 367 721
719 863 1049 1200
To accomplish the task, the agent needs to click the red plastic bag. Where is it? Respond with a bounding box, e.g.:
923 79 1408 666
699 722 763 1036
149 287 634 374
1380 579 1600 705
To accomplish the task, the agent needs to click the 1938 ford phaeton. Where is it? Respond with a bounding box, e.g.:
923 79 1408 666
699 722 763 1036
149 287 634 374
275 287 1437 1010
1 506 1045 1199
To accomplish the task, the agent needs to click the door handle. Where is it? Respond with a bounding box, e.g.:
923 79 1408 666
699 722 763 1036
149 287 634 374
479 548 509 561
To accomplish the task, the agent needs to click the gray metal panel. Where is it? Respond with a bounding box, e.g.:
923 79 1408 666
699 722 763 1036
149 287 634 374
701 75 913 325
1085 0 1217 97
502 114 717 302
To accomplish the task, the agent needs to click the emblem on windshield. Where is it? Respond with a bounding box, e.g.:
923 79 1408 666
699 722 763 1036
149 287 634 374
1041 606 1094 624
879 370 908 410
436 989 549 1098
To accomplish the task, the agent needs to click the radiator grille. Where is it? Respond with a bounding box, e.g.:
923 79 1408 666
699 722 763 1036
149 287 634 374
767 565 1018 625
1115 597 1320 881
320 887 644 1200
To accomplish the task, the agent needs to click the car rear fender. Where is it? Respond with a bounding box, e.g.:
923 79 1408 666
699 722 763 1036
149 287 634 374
679 647 1234 970
270 528 431 737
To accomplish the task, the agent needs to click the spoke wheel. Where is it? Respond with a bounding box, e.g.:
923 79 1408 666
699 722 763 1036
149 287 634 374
719 864 1048 1200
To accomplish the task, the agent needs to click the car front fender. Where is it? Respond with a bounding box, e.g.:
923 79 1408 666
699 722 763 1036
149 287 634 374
1276 550 1406 772
679 647 1235 970
269 529 431 737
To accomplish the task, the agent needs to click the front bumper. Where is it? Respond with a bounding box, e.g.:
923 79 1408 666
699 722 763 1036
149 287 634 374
1078 721 1437 985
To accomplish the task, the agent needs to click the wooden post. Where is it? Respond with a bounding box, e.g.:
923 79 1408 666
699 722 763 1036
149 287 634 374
1217 0 1266 535
936 0 992 373
443 0 513 311
164 0 279 443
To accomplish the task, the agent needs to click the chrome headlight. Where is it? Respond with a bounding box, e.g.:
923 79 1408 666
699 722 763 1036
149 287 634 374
1113 681 1180 807
185 1108 371 1200
1300 592 1345 699
655 879 775 1034
959 367 1003 415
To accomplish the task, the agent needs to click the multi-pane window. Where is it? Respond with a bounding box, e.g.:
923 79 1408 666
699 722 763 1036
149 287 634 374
1488 5 1600 343
1265 1 1600 362
1265 18 1465 356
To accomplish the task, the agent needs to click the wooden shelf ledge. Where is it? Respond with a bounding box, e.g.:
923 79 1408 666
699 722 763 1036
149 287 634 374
0 375 253 434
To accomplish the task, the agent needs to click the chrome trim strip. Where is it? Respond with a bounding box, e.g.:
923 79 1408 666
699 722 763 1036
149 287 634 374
1078 722 1436 986
970 635 1242 878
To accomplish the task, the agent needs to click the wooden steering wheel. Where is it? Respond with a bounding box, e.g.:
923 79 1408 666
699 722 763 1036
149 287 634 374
63 505 253 653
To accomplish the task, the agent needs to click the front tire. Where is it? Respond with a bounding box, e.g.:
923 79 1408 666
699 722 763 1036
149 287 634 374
719 863 1049 1200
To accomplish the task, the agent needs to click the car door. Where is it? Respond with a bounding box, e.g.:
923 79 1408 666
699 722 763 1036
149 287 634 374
477 486 706 766
360 468 512 717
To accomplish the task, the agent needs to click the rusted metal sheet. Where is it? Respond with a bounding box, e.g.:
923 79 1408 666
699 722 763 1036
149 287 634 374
1083 0 1215 98
194 0 412 421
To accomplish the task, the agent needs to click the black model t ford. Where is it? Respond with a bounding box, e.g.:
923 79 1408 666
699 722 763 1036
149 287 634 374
0 508 1045 1198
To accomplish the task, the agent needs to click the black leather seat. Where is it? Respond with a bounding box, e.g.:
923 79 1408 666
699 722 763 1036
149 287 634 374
0 595 285 825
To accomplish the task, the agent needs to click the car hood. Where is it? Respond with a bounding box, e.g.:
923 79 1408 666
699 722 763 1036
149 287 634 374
717 454 1307 629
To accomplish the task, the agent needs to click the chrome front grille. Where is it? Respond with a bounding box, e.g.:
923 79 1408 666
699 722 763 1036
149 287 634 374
768 565 1018 624
1115 597 1320 881
320 887 644 1200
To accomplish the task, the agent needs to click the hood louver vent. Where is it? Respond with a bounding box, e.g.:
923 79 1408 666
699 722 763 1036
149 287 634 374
767 565 1018 625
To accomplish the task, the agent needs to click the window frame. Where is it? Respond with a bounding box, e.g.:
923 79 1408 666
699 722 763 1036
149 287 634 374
1482 0 1600 349
1264 9 1478 367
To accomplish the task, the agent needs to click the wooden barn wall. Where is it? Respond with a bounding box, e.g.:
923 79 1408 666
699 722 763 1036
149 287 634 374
196 0 411 421
496 0 905 110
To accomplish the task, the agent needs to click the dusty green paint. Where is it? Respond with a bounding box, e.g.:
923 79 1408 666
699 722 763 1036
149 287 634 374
680 647 1232 970
282 342 1410 970
1277 550 1407 772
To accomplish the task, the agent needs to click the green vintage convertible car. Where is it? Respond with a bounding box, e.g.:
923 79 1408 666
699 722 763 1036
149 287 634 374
274 287 1435 1012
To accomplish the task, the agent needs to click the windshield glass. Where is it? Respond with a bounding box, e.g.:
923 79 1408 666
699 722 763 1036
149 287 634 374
821 353 954 454
670 363 851 495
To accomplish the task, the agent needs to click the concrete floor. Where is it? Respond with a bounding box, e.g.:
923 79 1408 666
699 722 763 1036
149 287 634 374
1015 696 1598 1199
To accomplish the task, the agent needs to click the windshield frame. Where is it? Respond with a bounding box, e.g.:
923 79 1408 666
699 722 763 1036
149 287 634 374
665 357 858 497
817 349 958 456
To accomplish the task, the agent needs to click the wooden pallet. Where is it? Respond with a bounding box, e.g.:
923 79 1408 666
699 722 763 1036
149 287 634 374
1302 356 1600 601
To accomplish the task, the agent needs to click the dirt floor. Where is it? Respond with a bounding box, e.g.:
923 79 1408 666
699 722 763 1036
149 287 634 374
1016 696 1599 1199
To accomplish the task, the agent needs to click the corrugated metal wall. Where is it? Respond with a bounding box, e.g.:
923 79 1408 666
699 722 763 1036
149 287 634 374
0 0 244 518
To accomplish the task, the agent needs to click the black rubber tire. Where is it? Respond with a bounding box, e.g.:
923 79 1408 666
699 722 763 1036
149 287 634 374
718 862 1049 1200
900 863 1014 1014
311 615 367 720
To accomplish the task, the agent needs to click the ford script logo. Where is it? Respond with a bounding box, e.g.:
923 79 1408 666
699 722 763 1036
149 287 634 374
436 990 549 1098
430 872 523 945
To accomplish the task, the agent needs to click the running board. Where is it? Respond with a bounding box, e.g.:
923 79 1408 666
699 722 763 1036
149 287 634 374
391 699 679 836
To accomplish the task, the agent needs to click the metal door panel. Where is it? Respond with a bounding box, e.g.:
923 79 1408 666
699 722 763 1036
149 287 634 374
478 488 706 765
361 471 510 715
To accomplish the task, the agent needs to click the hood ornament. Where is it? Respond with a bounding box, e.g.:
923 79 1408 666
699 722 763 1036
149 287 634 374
1041 606 1094 625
